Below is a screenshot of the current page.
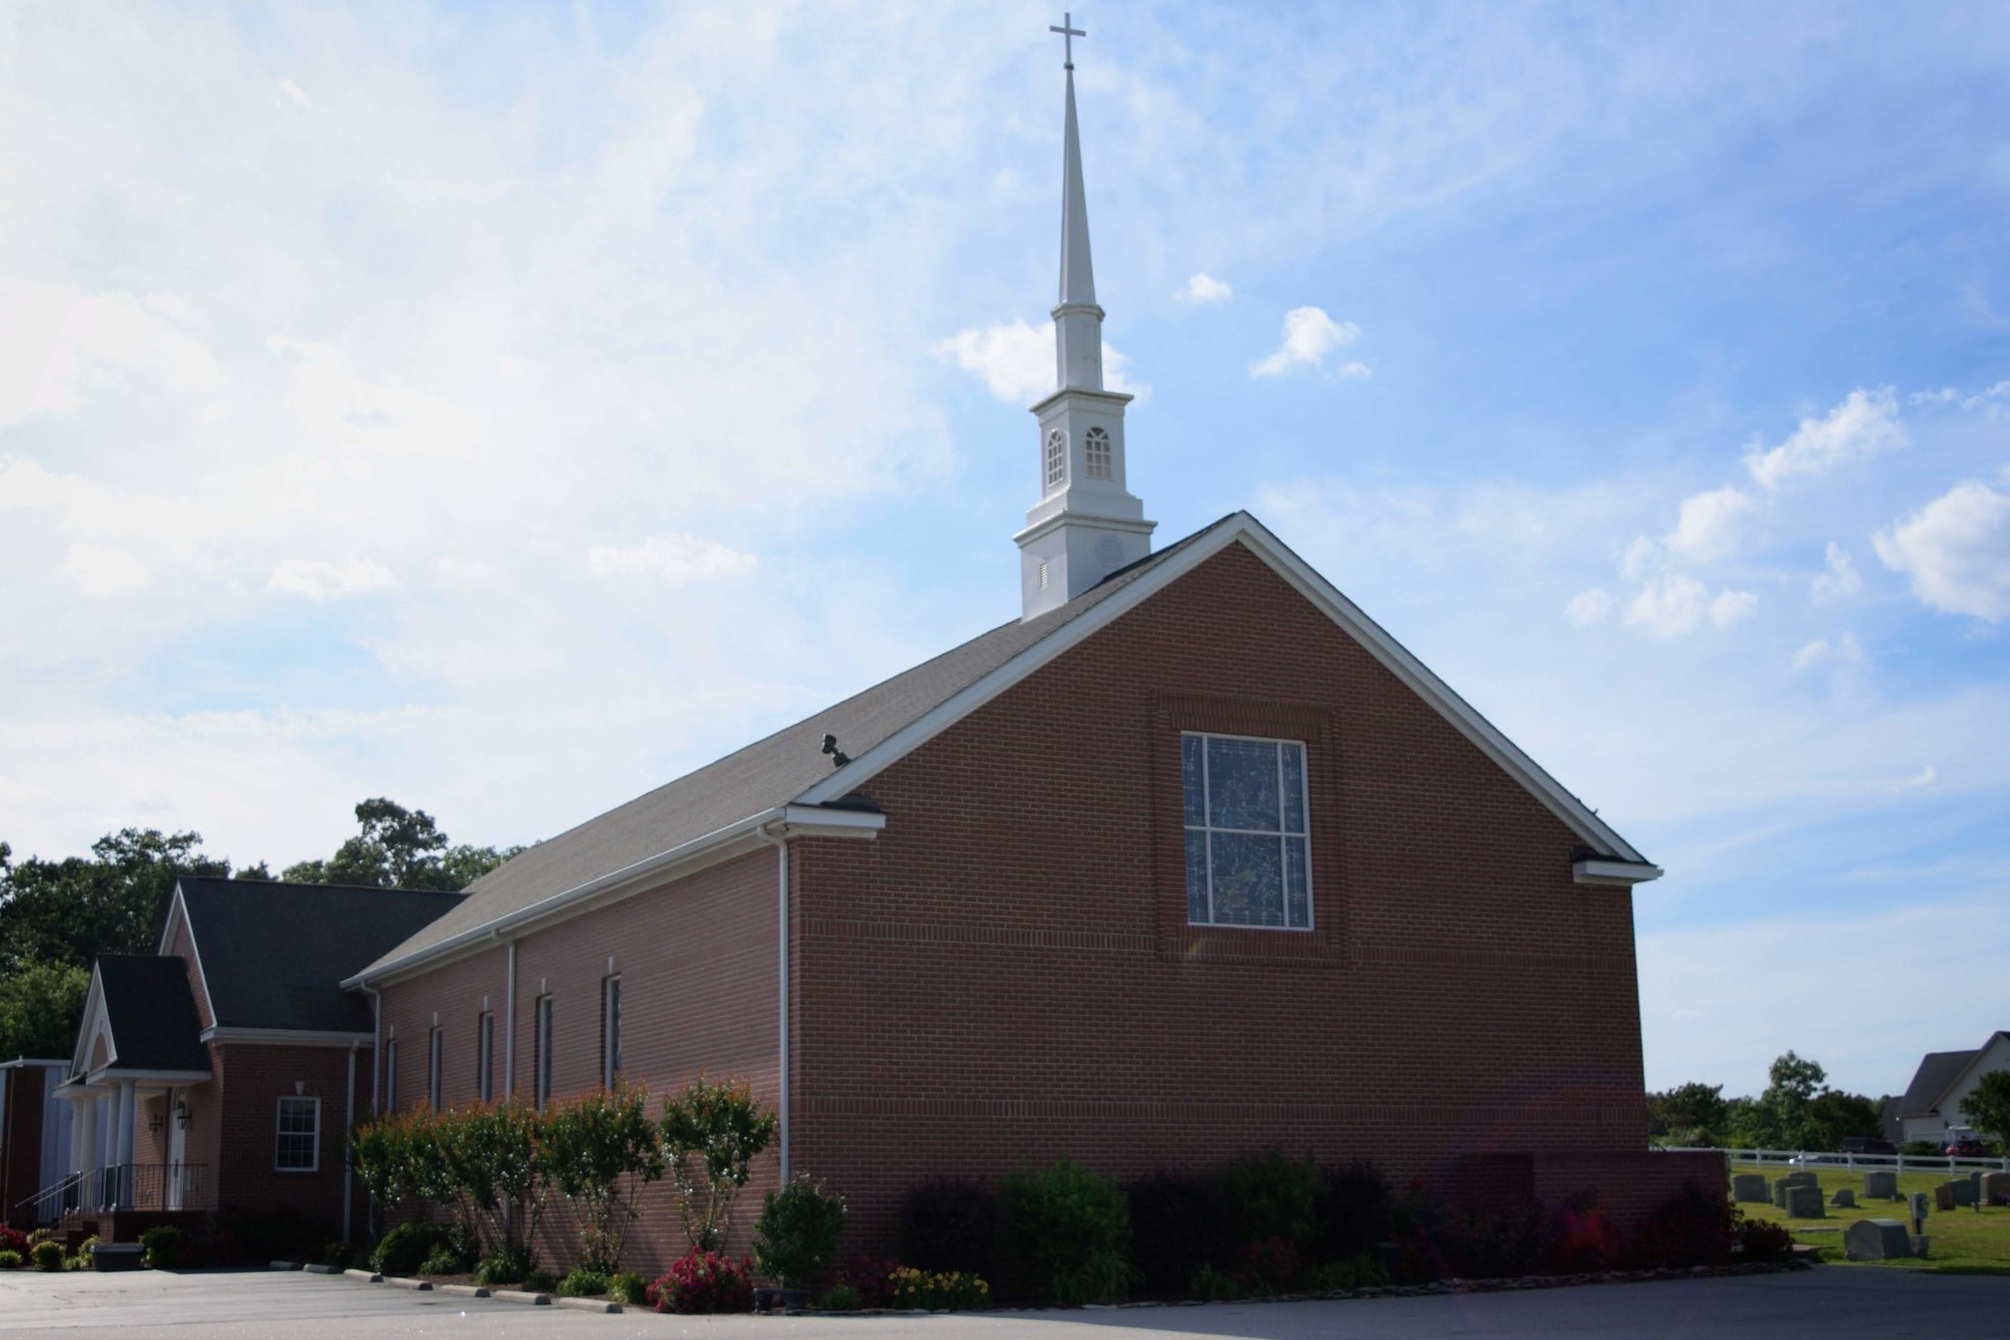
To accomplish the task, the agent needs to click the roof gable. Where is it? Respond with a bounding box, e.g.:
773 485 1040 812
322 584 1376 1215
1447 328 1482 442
1897 1048 1980 1116
358 512 1654 983
71 956 210 1081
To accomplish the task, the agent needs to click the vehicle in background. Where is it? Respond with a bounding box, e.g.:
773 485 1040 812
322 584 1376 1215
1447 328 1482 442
1841 1137 1897 1156
1944 1127 1989 1157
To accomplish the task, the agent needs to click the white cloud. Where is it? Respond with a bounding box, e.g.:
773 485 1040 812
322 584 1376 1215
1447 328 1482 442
1744 386 1906 490
1791 633 1861 671
1962 381 2010 415
268 558 399 600
1872 479 2010 621
1791 638 1830 671
1899 764 1937 789
267 337 480 458
586 534 759 583
1250 306 1364 379
1624 573 1710 636
0 277 220 425
1565 587 1614 625
1709 589 1758 628
1177 273 1233 304
932 319 1146 403
278 78 310 107
1664 485 1754 563
64 542 150 596
1811 542 1862 602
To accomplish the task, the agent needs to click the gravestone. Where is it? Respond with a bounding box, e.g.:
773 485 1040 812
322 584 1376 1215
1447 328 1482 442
1772 1180 1791 1208
1844 1219 1913 1261
1985 1172 2010 1206
1863 1170 1898 1199
1732 1173 1769 1203
1909 1190 1930 1235
1783 1184 1825 1218
1782 1170 1820 1188
1950 1179 1978 1208
1831 1188 1856 1208
1933 1181 1968 1211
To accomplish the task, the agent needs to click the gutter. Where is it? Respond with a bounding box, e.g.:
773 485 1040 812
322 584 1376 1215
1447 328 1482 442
342 803 883 990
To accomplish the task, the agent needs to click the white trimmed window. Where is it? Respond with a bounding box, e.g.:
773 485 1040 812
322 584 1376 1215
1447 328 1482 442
428 1026 443 1112
384 1038 398 1112
601 976 622 1090
1044 428 1067 491
1182 732 1313 930
1085 425 1112 479
477 1011 494 1104
275 1096 320 1172
535 995 554 1111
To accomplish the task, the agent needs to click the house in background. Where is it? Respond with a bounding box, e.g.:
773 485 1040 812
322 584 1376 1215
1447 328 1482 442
3 880 458 1242
1883 1031 2010 1146
1 1059 72 1229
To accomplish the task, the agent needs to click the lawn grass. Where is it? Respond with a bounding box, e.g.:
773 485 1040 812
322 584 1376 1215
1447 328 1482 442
1732 1161 2010 1272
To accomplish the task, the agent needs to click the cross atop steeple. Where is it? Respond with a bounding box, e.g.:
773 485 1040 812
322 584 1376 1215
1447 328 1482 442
1049 13 1085 70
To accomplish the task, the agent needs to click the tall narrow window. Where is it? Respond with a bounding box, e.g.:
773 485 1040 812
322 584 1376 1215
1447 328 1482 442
534 995 554 1112
1084 425 1112 479
1044 428 1067 491
275 1096 320 1172
384 1038 398 1112
1181 732 1313 930
428 1026 443 1112
477 1012 494 1104
601 976 623 1090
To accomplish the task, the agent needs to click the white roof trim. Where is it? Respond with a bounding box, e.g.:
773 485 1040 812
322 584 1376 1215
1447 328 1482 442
800 511 1649 867
70 964 114 1081
158 885 220 1030
200 1026 374 1048
1572 858 1663 887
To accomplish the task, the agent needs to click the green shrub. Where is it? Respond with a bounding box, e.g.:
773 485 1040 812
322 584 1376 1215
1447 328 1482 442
314 1240 357 1270
1124 1171 1234 1297
1222 1149 1318 1249
660 1077 777 1252
474 1242 536 1286
1001 1157 1131 1305
544 1084 662 1273
818 1283 862 1311
1313 1161 1391 1260
417 1247 463 1276
608 1270 650 1305
557 1266 611 1298
373 1222 464 1276
754 1174 847 1288
1309 1253 1389 1291
32 1239 64 1271
1188 1263 1242 1300
0 1250 22 1270
139 1225 187 1270
889 1266 990 1310
68 1234 99 1270
899 1179 999 1276
522 1267 558 1292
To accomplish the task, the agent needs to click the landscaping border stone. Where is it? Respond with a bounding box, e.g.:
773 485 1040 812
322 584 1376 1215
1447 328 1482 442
556 1297 622 1313
489 1288 551 1305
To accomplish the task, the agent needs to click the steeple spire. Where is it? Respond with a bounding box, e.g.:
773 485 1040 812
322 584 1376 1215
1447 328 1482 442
1014 17 1153 620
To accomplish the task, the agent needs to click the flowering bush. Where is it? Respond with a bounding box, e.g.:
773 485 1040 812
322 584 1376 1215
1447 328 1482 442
1235 1236 1304 1294
647 1248 754 1314
1546 1203 1624 1274
835 1255 901 1308
0 1226 28 1256
889 1266 989 1310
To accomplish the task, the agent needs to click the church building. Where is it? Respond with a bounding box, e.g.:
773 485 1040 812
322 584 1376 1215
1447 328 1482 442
13 34 1711 1269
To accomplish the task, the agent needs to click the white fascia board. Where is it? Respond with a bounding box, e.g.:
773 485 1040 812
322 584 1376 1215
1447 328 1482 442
90 1067 213 1085
1571 858 1664 887
158 884 221 1030
69 965 110 1081
199 1027 376 1048
796 511 1650 870
344 804 884 990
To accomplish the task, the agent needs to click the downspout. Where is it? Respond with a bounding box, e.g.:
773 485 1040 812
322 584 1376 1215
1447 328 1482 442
366 986 382 1112
503 936 518 1100
342 1040 357 1243
756 824 790 1182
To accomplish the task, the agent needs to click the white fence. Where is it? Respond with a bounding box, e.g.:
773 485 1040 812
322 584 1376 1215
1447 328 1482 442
1658 1145 2010 1175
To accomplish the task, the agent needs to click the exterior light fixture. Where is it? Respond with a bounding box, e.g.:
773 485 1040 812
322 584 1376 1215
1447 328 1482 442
175 1100 191 1131
148 1110 163 1136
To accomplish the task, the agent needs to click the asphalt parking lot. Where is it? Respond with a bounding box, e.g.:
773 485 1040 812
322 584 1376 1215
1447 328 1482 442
0 1265 2006 1338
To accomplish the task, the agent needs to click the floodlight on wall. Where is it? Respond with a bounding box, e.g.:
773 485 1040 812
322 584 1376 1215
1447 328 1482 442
175 1100 191 1131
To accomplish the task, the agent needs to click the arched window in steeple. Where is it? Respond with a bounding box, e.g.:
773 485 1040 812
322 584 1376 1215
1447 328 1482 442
1084 426 1112 480
1045 428 1068 492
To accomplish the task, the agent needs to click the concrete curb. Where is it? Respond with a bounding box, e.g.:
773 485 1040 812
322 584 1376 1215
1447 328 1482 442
268 1260 303 1271
342 1268 383 1283
437 1284 491 1298
556 1297 623 1313
384 1276 433 1291
304 1263 340 1275
489 1289 552 1305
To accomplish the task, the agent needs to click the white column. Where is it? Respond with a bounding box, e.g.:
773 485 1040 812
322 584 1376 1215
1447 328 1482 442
115 1081 137 1206
68 1098 86 1175
77 1097 99 1208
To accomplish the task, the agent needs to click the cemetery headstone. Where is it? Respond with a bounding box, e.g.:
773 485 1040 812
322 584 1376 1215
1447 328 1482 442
1949 1179 1977 1208
1732 1173 1769 1203
1844 1219 1913 1261
1863 1170 1898 1199
1782 1170 1820 1188
1830 1188 1856 1208
1984 1171 2010 1206
1783 1184 1825 1218
1772 1179 1791 1208
1933 1181 1959 1212
1909 1190 1930 1236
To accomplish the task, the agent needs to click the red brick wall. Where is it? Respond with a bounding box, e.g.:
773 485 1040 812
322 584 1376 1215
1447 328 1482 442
377 848 781 1276
208 1042 366 1237
2 1067 48 1228
787 541 1651 1251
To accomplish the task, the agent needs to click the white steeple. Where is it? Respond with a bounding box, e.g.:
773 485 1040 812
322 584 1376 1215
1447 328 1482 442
1015 15 1154 620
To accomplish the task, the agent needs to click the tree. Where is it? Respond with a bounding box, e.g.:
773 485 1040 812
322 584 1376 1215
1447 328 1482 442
282 798 521 891
1805 1089 1884 1149
545 1085 664 1273
1648 1082 1729 1144
1962 1071 2010 1145
0 830 231 974
660 1077 778 1251
1755 1050 1827 1149
0 960 90 1060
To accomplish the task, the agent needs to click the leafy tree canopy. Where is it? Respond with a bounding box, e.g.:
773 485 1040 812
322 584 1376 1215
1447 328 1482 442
1961 1070 2010 1143
282 798 521 891
1649 1082 1729 1142
0 959 90 1061
0 829 232 974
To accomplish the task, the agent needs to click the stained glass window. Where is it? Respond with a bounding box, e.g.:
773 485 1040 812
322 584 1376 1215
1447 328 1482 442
1181 732 1312 929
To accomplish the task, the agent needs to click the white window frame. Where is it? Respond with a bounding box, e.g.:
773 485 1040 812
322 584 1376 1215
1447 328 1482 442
477 1011 494 1104
384 1037 398 1112
1085 425 1112 479
428 1025 443 1112
275 1096 321 1173
535 995 554 1112
1044 428 1067 492
601 975 622 1090
1182 730 1315 932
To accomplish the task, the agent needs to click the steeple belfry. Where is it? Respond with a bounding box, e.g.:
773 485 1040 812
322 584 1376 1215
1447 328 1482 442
1015 14 1154 620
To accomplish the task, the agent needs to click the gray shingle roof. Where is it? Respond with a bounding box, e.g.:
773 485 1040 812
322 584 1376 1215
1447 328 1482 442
177 878 463 1032
363 519 1234 975
94 956 209 1075
1895 1049 1979 1116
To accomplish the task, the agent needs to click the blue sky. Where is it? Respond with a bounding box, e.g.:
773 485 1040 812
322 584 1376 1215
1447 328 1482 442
2 2 2007 1100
